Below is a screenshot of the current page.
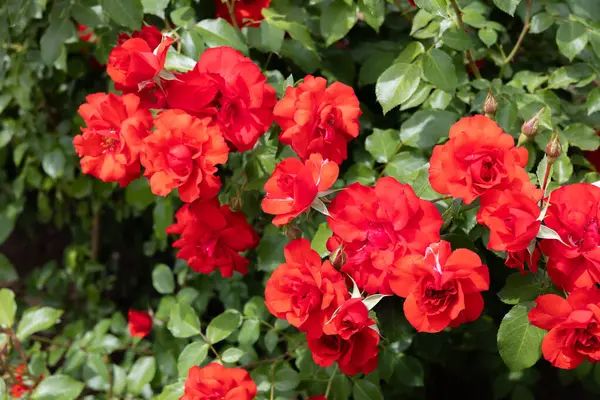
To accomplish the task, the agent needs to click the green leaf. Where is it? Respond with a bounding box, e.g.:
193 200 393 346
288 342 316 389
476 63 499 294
274 367 299 391
311 222 332 257
479 27 498 47
422 49 457 92
365 129 400 163
375 63 421 114
238 318 260 347
153 197 174 240
165 50 197 72
0 255 17 282
320 0 358 47
563 123 600 151
548 64 594 89
126 356 156 395
587 87 600 115
206 310 242 344
262 9 316 52
31 375 84 400
156 380 185 400
168 303 201 338
498 273 542 305
181 30 206 60
102 0 143 30
0 289 16 328
353 380 383 400
152 264 175 294
70 4 102 27
400 82 433 110
413 0 447 16
395 42 425 64
400 110 459 149
530 12 554 34
493 0 521 16
248 21 285 53
112 365 126 395
16 307 63 340
410 9 435 35
441 26 475 50
177 341 209 377
40 19 75 65
384 152 428 183
496 99 519 134
125 179 155 211
556 21 588 61
0 378 5 400
552 154 573 184
344 164 377 186
171 6 196 27
195 19 249 55
264 330 279 353
497 303 546 371
358 0 385 32
395 355 425 387
222 347 245 363
462 10 487 28
142 0 170 18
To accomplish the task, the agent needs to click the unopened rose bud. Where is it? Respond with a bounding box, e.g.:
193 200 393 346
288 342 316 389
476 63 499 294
230 196 242 211
518 107 545 147
285 225 302 240
483 90 498 118
329 246 347 270
545 131 562 164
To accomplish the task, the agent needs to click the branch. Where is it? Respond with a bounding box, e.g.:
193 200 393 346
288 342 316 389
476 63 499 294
450 0 482 80
503 0 533 65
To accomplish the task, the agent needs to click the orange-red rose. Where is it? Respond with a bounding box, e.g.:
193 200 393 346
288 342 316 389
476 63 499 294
141 109 228 202
274 75 361 164
323 298 374 339
389 241 489 333
166 198 259 277
73 93 153 187
529 288 600 369
181 363 257 400
539 183 600 290
429 115 539 204
128 309 152 338
262 153 339 226
326 177 443 294
215 0 272 27
265 239 348 338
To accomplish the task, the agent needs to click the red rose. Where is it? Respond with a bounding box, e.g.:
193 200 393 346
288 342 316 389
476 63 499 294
118 26 163 50
477 189 542 252
107 29 173 89
128 310 153 337
529 288 600 369
116 80 167 110
274 75 361 164
539 183 600 290
265 239 348 338
326 177 443 294
165 47 276 152
77 24 96 43
262 153 339 226
429 115 540 204
166 198 259 277
214 0 272 27
506 247 540 274
389 241 490 333
141 109 228 203
307 327 380 375
73 93 153 187
323 298 374 339
181 363 257 400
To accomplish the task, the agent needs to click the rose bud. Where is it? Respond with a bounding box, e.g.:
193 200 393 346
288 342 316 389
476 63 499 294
483 90 498 118
285 225 303 240
518 107 544 146
545 131 562 164
329 245 347 270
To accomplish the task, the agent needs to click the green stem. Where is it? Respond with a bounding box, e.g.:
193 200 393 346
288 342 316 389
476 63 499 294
325 365 337 399
449 0 482 80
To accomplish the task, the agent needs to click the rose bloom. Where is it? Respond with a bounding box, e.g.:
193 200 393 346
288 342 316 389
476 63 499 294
274 75 361 164
77 24 96 43
262 153 339 226
539 183 600 290
506 247 540 274
429 115 539 204
326 177 443 294
166 46 276 152
181 363 257 400
307 327 380 375
141 109 228 203
214 0 272 27
107 27 173 89
117 26 163 49
477 189 542 252
265 239 348 338
389 241 490 333
323 298 374 339
166 198 259 277
128 309 153 338
529 288 600 369
73 93 153 187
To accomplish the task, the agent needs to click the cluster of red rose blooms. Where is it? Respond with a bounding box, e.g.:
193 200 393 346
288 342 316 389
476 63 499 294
73 19 600 399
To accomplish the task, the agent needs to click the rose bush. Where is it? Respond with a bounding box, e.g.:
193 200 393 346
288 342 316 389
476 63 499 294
1 0 600 399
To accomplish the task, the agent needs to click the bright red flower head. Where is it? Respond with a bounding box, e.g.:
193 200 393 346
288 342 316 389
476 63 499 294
74 93 153 187
274 75 361 164
307 327 380 375
265 239 348 338
477 189 542 252
181 363 257 400
539 183 600 291
166 47 276 152
141 109 228 203
326 177 443 294
107 28 173 89
117 26 163 50
215 0 272 27
389 241 490 333
506 247 540 274
262 153 339 226
128 310 153 338
529 288 600 369
166 198 259 277
323 298 374 340
429 115 540 204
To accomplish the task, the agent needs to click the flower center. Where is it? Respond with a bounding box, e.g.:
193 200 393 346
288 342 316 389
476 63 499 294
276 174 296 196
167 144 193 175
98 129 119 153
574 322 600 354
421 281 457 314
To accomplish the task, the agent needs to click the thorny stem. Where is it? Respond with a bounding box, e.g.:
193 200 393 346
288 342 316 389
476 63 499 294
325 365 337 398
449 0 482 80
500 0 533 77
